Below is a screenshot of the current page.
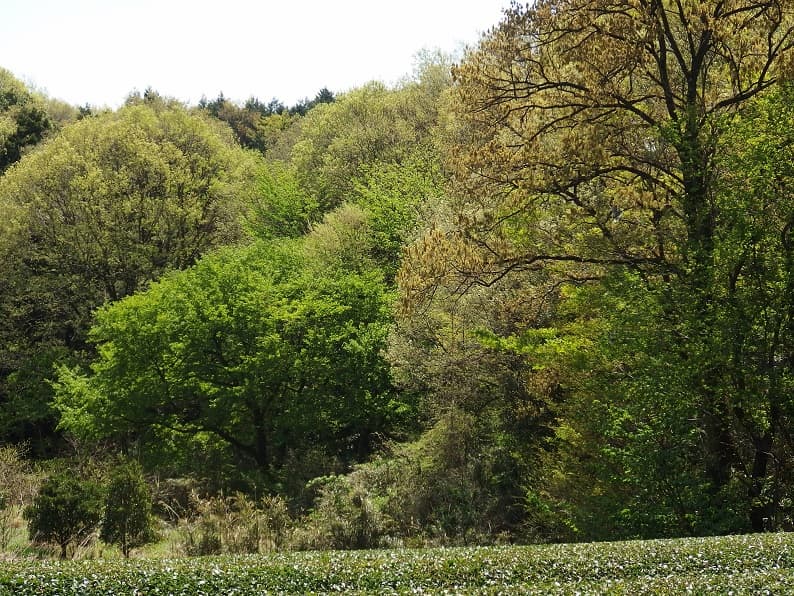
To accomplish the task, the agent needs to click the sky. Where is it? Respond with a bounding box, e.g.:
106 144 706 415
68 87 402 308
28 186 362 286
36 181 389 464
1 0 511 108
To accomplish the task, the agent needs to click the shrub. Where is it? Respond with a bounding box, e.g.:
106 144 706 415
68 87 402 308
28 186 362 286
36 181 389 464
0 444 39 551
23 470 103 559
177 492 292 556
0 444 38 507
291 475 385 550
151 476 202 523
100 460 157 557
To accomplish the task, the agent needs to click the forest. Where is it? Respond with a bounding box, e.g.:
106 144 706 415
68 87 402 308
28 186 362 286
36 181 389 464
2 0 794 560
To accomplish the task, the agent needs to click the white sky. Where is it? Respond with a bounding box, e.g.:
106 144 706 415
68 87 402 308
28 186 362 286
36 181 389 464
1 0 510 108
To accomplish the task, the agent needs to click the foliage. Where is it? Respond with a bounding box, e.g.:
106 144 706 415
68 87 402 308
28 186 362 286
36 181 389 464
53 240 404 483
177 492 290 556
100 459 157 557
291 55 451 214
536 86 794 538
0 444 38 509
288 402 567 548
352 145 446 278
198 88 333 153
7 1 794 547
0 99 253 307
23 470 103 559
302 203 377 275
391 237 563 541
0 348 74 457
0 444 38 550
292 474 385 550
2 533 794 593
245 162 317 240
398 0 794 537
0 99 258 454
0 68 52 173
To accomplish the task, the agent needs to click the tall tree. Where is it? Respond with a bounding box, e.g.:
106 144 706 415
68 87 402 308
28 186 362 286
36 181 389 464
401 0 794 534
0 100 258 453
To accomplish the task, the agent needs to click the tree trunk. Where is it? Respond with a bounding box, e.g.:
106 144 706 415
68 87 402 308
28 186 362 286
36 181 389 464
749 433 774 532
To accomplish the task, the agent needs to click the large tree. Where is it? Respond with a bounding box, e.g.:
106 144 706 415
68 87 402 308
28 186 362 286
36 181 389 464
408 0 794 287
401 0 794 534
0 99 258 452
291 54 452 215
54 240 404 481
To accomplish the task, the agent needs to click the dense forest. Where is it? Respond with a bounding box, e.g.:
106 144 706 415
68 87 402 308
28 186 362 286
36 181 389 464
3 0 794 558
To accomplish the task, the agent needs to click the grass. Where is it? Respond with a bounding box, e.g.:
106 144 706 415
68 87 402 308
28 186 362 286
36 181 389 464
0 532 792 594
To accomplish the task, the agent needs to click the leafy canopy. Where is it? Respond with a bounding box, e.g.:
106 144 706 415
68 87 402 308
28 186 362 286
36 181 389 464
54 239 404 478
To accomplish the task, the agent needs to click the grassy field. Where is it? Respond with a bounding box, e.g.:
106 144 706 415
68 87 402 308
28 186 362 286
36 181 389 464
1 532 792 594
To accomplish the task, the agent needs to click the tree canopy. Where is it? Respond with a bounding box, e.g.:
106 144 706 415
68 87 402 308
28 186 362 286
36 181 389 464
0 68 53 173
399 0 794 535
0 99 258 452
54 240 405 482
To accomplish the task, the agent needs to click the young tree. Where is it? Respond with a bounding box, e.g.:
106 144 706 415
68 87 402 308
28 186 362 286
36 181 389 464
101 459 156 557
23 471 103 559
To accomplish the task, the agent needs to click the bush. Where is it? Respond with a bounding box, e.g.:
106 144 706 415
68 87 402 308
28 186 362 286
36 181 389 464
291 474 386 550
0 444 38 551
100 460 157 557
151 477 202 523
289 408 558 548
177 492 292 556
0 444 38 508
23 470 103 559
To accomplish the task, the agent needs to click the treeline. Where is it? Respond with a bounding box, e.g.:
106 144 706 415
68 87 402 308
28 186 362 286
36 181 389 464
3 0 794 557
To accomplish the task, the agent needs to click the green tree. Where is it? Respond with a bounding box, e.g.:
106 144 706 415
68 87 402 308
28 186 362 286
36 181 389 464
100 459 156 557
352 146 446 279
291 55 451 214
288 87 336 117
199 92 277 153
23 470 103 559
0 67 52 173
54 240 405 483
246 162 317 240
0 99 258 453
1 100 254 307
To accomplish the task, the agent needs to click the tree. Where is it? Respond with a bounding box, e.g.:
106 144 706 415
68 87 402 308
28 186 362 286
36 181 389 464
400 0 794 535
0 67 52 173
291 56 451 214
412 0 794 289
0 99 259 453
101 459 157 557
288 87 336 117
565 88 794 536
200 93 273 152
352 146 446 279
246 162 317 240
1 100 254 307
23 471 103 559
54 240 405 483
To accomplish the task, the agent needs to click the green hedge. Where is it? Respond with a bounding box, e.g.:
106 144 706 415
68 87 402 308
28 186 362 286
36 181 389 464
2 532 792 594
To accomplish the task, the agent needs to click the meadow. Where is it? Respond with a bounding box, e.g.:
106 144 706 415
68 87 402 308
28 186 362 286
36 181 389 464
1 532 792 594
